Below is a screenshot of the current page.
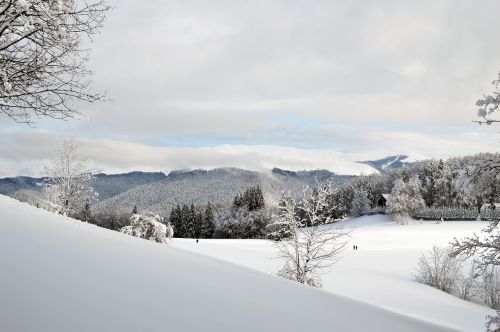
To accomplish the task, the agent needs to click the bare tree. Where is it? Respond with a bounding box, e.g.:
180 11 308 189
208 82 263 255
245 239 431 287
414 245 462 294
44 138 96 216
0 0 110 123
481 266 500 310
450 220 500 277
273 189 349 288
457 261 479 302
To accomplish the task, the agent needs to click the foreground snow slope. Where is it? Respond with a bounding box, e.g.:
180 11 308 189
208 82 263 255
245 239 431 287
173 215 495 332
0 195 455 332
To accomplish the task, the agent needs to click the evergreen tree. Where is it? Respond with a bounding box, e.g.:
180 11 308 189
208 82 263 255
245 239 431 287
233 193 243 209
82 199 91 223
202 202 215 239
181 204 190 238
234 185 266 211
169 205 183 237
184 203 197 238
195 211 203 238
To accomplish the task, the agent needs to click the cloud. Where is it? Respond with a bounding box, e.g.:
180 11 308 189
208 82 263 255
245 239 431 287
1 128 499 177
2 0 500 174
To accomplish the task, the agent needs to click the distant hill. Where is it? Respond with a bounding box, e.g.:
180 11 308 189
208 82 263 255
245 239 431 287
357 155 411 173
0 171 167 201
1 155 413 216
92 168 356 216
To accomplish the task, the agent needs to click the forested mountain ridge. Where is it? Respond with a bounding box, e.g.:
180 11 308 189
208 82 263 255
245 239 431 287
91 167 357 216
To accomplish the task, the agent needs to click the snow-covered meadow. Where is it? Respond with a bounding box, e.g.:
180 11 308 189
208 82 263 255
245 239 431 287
0 195 494 331
173 215 495 332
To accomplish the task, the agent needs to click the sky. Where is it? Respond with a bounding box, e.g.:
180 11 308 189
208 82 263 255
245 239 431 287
2 0 500 177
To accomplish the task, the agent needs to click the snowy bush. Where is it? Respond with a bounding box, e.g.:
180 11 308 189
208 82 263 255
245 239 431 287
414 207 478 221
121 213 172 244
414 246 461 294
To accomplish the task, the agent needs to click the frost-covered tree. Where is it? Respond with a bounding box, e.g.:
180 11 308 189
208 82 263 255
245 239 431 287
386 177 425 223
297 183 337 227
475 72 500 125
274 191 349 288
434 160 453 207
121 213 171 244
267 193 295 241
214 205 272 239
414 246 462 294
0 0 110 123
451 219 500 277
43 138 96 216
233 185 265 211
350 188 370 217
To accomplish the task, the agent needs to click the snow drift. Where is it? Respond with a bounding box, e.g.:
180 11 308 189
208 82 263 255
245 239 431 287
0 195 457 332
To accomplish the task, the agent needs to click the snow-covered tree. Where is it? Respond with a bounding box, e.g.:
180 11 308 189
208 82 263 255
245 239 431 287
350 188 370 217
273 191 349 288
475 72 500 125
434 160 453 207
451 219 500 277
267 193 295 241
121 213 171 244
297 183 336 227
386 177 425 223
43 138 96 216
0 0 110 123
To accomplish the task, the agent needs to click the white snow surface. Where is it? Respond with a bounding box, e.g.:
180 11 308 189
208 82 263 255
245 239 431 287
0 195 491 332
173 215 495 332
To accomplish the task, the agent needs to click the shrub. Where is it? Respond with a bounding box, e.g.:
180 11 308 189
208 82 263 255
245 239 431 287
121 213 172 243
414 246 461 294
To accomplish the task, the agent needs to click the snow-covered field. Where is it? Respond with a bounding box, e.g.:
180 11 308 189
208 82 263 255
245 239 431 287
172 215 495 332
0 195 493 331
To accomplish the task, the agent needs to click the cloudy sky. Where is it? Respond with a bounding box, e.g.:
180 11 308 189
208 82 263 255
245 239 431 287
2 0 500 176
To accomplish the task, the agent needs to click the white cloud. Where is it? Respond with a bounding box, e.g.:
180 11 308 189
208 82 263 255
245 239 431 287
2 0 500 174
1 128 500 177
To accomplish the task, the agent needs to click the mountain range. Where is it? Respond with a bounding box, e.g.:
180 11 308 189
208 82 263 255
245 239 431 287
0 155 411 216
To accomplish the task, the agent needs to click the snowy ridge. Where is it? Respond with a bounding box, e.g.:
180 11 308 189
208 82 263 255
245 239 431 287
0 195 458 332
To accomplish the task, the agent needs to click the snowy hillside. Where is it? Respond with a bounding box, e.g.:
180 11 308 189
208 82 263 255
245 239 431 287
358 155 413 173
92 168 356 215
173 215 495 332
0 195 460 332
